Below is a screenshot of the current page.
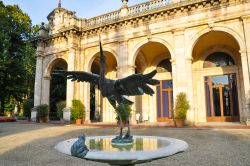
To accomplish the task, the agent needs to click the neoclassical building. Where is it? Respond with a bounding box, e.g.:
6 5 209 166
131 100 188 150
33 0 250 125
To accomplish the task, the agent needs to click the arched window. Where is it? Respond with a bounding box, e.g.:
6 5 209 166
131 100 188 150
157 59 172 73
203 52 235 68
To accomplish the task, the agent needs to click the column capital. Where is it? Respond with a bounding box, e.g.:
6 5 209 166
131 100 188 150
186 57 193 63
68 46 76 53
170 58 176 65
239 50 247 57
36 51 44 58
172 28 185 36
240 15 250 22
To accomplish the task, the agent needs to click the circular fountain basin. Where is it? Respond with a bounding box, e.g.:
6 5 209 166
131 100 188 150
55 135 188 165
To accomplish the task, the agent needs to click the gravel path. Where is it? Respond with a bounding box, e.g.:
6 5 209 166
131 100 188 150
0 122 249 166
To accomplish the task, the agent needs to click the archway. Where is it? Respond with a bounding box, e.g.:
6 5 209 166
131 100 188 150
49 58 67 120
134 41 172 123
90 51 117 122
192 31 242 122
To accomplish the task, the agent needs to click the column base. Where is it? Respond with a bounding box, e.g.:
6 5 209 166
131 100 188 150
63 107 71 123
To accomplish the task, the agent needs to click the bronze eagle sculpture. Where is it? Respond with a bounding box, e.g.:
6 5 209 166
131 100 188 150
55 42 159 143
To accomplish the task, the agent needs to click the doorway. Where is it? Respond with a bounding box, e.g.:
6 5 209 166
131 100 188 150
156 80 173 122
205 74 239 122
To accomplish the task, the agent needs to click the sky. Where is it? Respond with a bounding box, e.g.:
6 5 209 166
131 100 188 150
2 0 148 25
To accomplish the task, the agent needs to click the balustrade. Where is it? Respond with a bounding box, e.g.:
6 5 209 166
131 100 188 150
86 10 120 26
85 0 173 27
128 0 172 15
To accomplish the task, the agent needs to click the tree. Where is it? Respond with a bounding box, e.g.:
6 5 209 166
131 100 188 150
0 1 35 115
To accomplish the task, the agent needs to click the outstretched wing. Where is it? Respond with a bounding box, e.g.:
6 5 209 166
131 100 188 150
53 70 100 86
114 70 159 96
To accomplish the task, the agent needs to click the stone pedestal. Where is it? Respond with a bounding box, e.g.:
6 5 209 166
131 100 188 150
31 107 37 122
246 119 250 126
63 107 71 122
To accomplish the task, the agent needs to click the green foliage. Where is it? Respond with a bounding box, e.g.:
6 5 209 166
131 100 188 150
4 97 16 112
0 2 36 115
36 104 49 118
23 99 34 118
174 93 190 120
115 104 132 123
56 101 66 118
71 100 85 120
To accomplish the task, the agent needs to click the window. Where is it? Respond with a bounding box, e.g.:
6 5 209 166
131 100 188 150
203 52 235 68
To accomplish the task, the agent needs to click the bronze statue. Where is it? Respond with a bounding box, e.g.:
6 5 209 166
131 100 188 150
55 42 159 144
71 134 89 158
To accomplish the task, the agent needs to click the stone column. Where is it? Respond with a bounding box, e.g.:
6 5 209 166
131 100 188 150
41 77 51 105
32 40 45 121
170 58 177 100
128 66 137 125
63 47 75 122
185 57 195 124
173 29 194 124
241 16 250 74
63 31 78 122
239 50 250 122
83 82 91 124
241 16 250 124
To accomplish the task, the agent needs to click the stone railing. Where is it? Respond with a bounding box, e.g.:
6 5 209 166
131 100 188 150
128 0 173 15
85 0 173 26
86 10 120 26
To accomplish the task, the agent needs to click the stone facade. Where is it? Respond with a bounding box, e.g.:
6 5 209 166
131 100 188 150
34 0 250 124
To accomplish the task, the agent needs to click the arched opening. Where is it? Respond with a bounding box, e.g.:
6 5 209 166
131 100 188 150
90 51 117 122
49 58 67 120
134 41 172 123
192 31 241 122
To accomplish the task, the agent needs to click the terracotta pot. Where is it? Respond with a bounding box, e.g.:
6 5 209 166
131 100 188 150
175 119 184 127
75 119 82 125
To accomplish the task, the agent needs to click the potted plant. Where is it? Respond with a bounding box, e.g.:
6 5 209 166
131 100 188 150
56 101 66 122
173 93 190 127
23 99 34 121
71 99 85 125
36 104 49 123
115 104 132 126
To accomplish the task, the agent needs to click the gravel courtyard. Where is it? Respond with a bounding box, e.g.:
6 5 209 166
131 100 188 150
0 122 250 166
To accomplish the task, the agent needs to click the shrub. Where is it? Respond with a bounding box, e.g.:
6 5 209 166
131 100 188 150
23 99 34 118
174 93 190 120
115 104 132 124
36 104 49 118
71 100 85 120
56 101 66 119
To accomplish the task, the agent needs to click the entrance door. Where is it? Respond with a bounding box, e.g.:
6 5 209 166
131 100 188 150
157 80 173 122
205 74 239 122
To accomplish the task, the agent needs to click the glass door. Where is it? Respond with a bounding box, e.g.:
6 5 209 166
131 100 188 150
157 80 173 122
205 74 239 122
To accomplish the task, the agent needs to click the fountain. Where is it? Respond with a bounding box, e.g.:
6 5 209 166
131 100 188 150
54 41 188 165
55 135 188 165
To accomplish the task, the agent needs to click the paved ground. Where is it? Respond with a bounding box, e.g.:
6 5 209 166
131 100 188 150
0 122 250 166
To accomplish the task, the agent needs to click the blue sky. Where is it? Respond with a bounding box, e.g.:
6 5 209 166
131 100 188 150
2 0 148 25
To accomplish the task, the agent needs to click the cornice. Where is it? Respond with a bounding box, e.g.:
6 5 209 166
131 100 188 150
43 0 247 41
